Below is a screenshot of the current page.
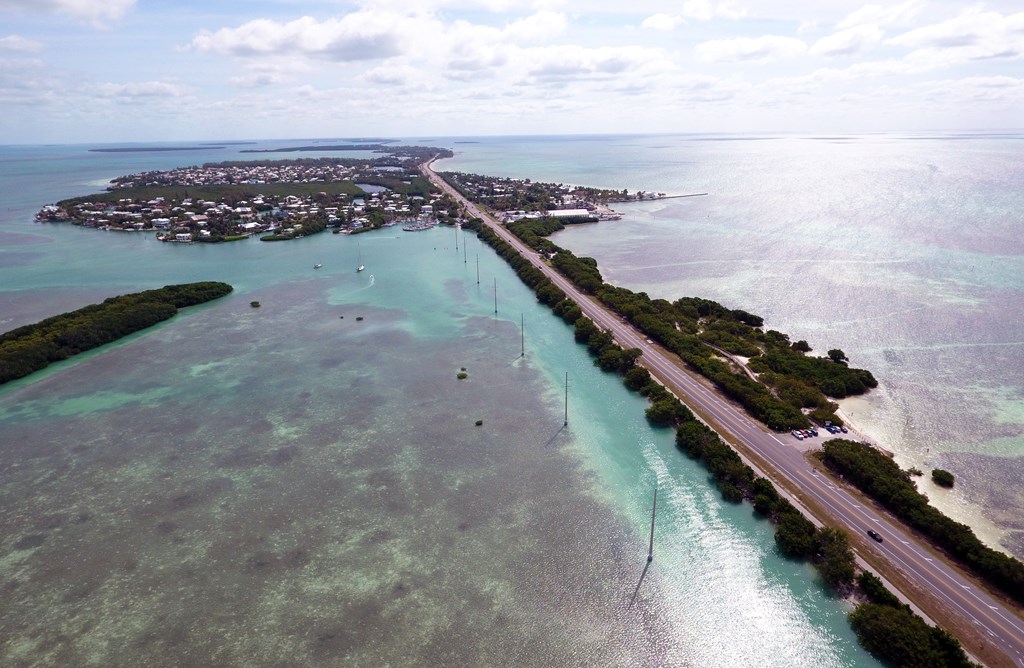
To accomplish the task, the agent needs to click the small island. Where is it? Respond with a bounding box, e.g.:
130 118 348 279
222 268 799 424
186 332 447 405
0 282 233 385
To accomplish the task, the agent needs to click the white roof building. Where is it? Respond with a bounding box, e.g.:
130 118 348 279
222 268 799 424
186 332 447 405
545 208 591 218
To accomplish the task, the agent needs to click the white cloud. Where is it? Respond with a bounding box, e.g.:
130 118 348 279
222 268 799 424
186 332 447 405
503 10 567 43
356 64 411 86
1 0 135 27
680 0 746 21
667 73 749 104
888 8 1024 53
810 24 882 57
96 81 188 98
0 56 45 76
0 35 44 52
913 75 1024 104
641 13 680 31
188 8 570 82
362 0 563 11
837 0 925 30
695 35 807 63
229 72 284 89
641 1 745 30
189 12 421 61
522 45 670 83
797 20 819 35
5 0 1024 140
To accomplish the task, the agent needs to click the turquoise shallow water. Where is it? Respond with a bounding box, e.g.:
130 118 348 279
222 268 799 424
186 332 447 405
0 140 886 665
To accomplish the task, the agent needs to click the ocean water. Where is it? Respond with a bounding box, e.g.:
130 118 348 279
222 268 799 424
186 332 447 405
0 136 944 666
439 133 1024 558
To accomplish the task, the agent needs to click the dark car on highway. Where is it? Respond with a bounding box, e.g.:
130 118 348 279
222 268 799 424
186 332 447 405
867 529 883 543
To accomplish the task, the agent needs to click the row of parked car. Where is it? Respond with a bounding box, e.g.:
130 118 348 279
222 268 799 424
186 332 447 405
791 423 848 440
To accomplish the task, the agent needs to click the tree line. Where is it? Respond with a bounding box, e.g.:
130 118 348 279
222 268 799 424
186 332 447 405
0 282 233 385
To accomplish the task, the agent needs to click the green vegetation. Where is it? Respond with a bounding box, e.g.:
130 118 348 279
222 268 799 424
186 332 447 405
0 282 233 385
857 571 904 608
457 372 468 380
250 301 261 308
932 469 955 488
849 604 977 667
749 345 877 400
821 439 1024 606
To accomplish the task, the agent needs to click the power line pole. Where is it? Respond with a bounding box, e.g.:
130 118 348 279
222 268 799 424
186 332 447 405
521 313 525 357
563 372 569 426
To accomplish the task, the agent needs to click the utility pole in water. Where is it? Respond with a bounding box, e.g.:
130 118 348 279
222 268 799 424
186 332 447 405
563 372 569 426
647 488 657 562
520 313 525 357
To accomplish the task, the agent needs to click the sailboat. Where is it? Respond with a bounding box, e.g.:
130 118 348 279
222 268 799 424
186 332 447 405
354 241 366 272
313 263 322 269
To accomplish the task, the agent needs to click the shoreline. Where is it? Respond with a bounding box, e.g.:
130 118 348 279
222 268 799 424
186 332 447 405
833 401 891 455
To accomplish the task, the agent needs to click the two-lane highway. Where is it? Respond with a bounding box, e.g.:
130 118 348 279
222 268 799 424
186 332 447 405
423 159 1024 667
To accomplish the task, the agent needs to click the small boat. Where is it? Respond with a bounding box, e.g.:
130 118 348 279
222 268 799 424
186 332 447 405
402 222 436 232
314 263 322 269
356 243 365 272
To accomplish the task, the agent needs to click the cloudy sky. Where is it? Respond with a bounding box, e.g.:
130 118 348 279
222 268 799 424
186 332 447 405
1 0 1021 143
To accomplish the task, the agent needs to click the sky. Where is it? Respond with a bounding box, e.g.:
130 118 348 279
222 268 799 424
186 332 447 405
0 0 1022 143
